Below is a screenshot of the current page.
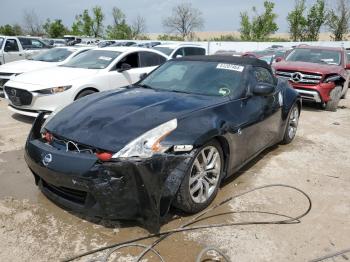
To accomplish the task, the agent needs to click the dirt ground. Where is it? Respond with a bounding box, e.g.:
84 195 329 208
0 97 349 262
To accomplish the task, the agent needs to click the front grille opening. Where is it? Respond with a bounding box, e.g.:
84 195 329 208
42 180 87 205
4 86 33 106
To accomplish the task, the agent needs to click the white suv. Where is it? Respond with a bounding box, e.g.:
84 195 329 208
153 44 207 59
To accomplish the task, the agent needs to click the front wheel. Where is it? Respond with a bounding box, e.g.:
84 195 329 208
325 86 342 111
281 104 300 145
173 140 224 213
75 89 97 100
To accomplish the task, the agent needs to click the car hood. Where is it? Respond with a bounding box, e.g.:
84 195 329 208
274 61 342 75
45 88 227 152
0 60 54 74
9 66 100 88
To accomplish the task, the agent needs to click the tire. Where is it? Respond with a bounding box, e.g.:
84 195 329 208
75 89 97 100
281 104 300 145
173 140 224 213
325 86 342 111
341 85 348 99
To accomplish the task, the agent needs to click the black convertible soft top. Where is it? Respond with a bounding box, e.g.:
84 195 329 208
175 55 271 70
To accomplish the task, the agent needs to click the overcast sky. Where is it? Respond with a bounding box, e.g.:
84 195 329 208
0 0 328 33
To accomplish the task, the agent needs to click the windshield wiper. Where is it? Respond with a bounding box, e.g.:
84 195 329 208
169 89 192 94
137 83 154 89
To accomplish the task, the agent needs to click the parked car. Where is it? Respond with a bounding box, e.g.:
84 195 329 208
153 44 207 58
110 41 137 47
3 47 168 117
0 36 51 65
0 47 92 96
274 46 349 111
24 56 300 232
98 40 116 48
133 42 161 48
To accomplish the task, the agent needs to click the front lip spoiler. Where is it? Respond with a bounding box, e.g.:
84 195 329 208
25 112 195 233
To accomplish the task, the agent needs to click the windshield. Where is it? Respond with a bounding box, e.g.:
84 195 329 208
153 47 174 56
30 48 74 62
62 50 120 69
139 60 244 97
0 37 4 49
286 48 341 65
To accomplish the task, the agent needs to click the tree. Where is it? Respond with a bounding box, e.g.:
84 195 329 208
43 19 67 38
240 12 252 41
239 1 278 41
287 0 307 41
131 15 147 39
106 7 132 39
91 6 104 38
326 0 350 41
305 0 326 41
82 9 93 36
162 3 204 40
22 10 43 35
0 24 23 36
71 15 84 35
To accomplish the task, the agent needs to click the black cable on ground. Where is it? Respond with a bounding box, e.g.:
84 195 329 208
62 184 312 262
309 248 350 262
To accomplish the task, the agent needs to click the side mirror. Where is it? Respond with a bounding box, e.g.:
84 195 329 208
345 63 350 70
275 57 283 63
253 84 275 96
117 63 132 72
175 54 183 58
139 73 148 80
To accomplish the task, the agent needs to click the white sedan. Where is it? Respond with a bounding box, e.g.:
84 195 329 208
0 46 92 96
3 47 168 117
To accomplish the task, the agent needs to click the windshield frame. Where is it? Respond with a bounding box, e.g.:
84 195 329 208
138 60 245 98
286 48 342 66
0 37 4 50
61 50 121 70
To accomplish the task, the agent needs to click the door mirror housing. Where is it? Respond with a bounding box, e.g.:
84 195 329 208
117 63 132 72
175 54 183 58
253 84 275 96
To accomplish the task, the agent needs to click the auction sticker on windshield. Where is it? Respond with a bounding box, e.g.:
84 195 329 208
216 63 244 72
98 56 113 61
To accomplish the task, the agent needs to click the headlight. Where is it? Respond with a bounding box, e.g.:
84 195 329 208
324 75 341 83
112 118 177 159
35 85 72 95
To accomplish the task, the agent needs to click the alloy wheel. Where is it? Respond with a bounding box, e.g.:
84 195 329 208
288 106 299 139
189 146 221 204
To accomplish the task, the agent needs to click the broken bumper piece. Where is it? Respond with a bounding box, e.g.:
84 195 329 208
24 113 193 233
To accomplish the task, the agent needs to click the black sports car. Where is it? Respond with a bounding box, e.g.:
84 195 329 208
25 56 301 232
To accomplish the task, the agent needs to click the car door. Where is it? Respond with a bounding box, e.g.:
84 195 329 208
139 51 167 74
3 39 23 63
225 66 281 172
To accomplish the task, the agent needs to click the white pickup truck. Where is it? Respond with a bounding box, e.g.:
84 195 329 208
0 36 51 65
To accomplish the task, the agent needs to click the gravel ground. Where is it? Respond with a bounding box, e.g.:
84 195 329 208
0 97 349 262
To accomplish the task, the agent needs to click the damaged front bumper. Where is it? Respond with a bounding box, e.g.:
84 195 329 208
24 113 194 233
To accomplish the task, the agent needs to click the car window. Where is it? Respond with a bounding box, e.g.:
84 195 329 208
62 50 121 69
286 48 341 65
30 48 74 62
184 47 206 56
116 52 140 69
172 48 184 58
152 47 174 56
139 52 166 67
140 60 244 98
254 67 274 85
5 39 19 52
0 38 4 49
31 39 44 48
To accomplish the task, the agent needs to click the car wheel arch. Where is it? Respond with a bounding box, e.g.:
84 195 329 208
74 87 99 100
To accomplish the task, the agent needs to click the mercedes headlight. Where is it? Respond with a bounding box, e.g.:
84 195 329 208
35 85 72 95
112 119 177 159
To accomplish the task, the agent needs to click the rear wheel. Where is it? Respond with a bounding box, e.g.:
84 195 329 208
281 104 299 145
325 86 342 111
75 89 97 100
174 140 224 213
